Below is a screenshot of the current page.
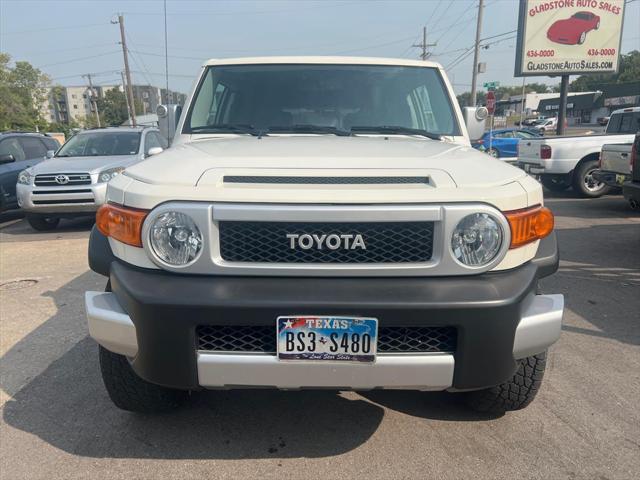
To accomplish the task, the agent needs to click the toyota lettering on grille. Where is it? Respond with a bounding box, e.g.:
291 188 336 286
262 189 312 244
286 233 366 250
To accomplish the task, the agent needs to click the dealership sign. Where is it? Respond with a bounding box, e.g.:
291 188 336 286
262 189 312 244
515 0 626 76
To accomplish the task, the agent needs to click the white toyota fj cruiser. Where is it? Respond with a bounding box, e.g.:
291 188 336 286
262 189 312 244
85 57 563 414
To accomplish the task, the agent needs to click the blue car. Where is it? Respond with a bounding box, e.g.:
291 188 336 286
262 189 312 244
471 128 540 159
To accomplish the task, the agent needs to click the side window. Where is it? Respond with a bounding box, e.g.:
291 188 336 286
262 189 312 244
42 137 60 151
156 132 168 148
144 132 167 154
0 138 26 161
19 137 48 159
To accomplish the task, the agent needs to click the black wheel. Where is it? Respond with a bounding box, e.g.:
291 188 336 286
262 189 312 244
572 159 611 198
486 148 500 158
99 345 187 413
466 351 547 413
26 214 60 231
541 174 570 192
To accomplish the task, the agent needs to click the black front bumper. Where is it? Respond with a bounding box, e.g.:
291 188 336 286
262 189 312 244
91 227 559 391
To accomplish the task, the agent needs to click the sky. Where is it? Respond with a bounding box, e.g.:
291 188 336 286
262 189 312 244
1 0 639 96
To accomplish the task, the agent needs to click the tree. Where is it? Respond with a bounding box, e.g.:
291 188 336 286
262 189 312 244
570 50 640 91
0 53 50 130
96 87 144 126
97 87 130 126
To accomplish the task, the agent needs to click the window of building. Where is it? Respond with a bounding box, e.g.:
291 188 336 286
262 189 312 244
142 91 149 98
73 104 78 109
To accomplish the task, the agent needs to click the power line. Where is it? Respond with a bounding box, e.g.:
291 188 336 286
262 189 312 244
2 22 110 36
333 36 417 55
37 51 120 68
120 1 360 16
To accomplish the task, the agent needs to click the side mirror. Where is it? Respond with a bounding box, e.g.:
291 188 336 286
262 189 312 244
147 147 163 157
46 150 55 159
157 104 182 146
0 154 16 165
462 106 488 141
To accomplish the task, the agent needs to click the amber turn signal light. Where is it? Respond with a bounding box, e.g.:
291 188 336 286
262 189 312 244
504 205 554 249
96 203 148 247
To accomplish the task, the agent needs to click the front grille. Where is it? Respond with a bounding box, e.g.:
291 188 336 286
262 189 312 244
196 325 457 353
219 221 434 263
32 189 92 194
32 199 94 205
34 173 91 186
224 176 430 185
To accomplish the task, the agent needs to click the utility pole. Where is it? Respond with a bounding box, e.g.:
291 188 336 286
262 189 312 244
556 75 569 136
470 0 485 107
520 77 526 123
120 71 133 127
113 14 137 126
412 26 437 61
163 0 170 104
83 73 101 127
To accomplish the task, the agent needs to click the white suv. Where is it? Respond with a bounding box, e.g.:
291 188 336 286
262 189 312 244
84 57 563 414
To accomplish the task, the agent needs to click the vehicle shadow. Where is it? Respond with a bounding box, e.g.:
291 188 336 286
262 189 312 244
2 270 499 461
0 216 94 241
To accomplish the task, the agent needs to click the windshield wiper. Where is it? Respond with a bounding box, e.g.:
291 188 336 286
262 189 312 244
268 124 351 136
190 124 265 136
350 126 442 140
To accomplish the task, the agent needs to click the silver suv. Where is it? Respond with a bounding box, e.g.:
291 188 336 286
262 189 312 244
16 126 166 230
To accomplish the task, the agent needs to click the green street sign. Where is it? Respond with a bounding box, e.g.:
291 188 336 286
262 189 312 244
483 81 500 90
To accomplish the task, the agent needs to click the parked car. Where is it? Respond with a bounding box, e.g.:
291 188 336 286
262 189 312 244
472 128 541 160
598 116 610 126
85 56 562 415
0 132 60 213
622 132 640 209
532 117 558 134
547 11 600 45
514 116 547 127
16 126 166 230
593 140 635 187
518 107 640 197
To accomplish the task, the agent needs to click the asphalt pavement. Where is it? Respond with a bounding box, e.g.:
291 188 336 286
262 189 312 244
1 193 639 480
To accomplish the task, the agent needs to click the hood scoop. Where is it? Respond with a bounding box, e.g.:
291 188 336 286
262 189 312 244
223 176 430 185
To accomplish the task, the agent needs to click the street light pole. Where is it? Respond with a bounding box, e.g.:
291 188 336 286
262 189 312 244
470 0 485 107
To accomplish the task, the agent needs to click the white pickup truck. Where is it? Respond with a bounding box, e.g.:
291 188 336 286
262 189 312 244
84 57 563 415
518 107 640 197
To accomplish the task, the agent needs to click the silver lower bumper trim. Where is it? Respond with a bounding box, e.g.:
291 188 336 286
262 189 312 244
513 293 564 359
197 352 454 390
85 292 138 357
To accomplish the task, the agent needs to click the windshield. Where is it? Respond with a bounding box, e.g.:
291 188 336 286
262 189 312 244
56 131 141 157
185 64 460 137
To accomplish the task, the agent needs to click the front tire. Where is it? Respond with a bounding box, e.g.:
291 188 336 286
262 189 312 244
466 351 547 413
26 214 60 231
572 159 611 198
578 31 586 44
99 345 187 413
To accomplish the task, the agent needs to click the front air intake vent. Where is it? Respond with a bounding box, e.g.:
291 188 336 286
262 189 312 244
223 176 430 185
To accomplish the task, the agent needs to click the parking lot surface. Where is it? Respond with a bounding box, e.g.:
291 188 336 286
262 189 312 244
1 194 639 480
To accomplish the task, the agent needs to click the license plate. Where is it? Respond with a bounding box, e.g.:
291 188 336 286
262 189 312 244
616 174 626 185
277 316 378 363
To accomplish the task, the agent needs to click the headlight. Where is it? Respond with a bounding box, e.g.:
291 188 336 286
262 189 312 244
17 169 33 185
451 213 503 267
98 167 125 183
149 211 202 266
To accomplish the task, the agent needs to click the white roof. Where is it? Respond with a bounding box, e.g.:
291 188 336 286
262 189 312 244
203 56 442 69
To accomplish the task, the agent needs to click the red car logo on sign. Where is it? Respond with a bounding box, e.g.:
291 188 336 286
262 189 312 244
547 11 600 45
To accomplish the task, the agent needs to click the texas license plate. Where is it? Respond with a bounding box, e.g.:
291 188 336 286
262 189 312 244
277 316 378 363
